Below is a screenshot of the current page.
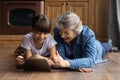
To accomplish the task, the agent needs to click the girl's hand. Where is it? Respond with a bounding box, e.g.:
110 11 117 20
47 59 55 67
78 68 94 73
16 55 25 65
52 51 70 68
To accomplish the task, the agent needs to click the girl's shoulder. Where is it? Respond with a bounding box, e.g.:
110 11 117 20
47 33 54 38
23 32 33 39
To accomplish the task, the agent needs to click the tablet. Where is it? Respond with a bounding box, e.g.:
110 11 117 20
24 59 51 72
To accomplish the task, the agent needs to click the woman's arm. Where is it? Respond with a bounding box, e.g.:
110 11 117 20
52 51 94 73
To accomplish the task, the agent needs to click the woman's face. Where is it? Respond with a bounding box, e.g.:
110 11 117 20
33 30 48 44
59 28 77 43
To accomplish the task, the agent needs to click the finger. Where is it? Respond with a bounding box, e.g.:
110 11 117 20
16 57 19 60
78 69 84 72
78 68 92 73
82 68 89 72
19 60 25 65
89 68 94 72
16 58 25 64
17 56 24 61
86 68 94 72
82 68 94 73
56 51 59 56
54 59 60 63
53 59 61 64
52 51 60 60
18 55 24 59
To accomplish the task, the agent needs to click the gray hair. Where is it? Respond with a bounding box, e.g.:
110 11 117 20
55 12 83 34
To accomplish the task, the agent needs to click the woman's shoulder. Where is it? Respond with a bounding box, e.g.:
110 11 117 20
78 25 96 42
53 27 59 33
82 25 95 36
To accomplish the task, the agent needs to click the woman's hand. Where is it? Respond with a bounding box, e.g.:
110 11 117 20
52 51 70 68
78 68 94 73
16 55 25 65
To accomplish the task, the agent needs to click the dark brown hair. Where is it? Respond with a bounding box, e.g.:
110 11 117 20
32 15 51 33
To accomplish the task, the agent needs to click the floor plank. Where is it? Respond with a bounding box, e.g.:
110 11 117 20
0 47 120 80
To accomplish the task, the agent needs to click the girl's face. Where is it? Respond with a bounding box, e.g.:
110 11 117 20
59 28 77 43
33 30 48 44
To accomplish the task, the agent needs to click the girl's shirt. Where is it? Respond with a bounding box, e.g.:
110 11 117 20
21 32 57 56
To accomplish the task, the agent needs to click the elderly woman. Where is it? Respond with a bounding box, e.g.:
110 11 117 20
53 12 111 72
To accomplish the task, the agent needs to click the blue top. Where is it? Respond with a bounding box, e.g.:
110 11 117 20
54 25 106 69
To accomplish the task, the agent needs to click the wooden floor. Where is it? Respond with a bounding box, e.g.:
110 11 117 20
0 47 120 80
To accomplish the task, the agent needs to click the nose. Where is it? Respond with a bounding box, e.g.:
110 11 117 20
37 33 44 37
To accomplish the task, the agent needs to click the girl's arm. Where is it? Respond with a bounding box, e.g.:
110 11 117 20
25 49 32 58
16 48 32 65
49 45 57 58
25 49 49 60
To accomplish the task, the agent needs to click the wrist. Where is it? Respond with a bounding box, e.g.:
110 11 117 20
43 57 49 61
64 60 70 68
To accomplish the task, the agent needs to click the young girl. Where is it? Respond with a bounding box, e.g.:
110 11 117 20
16 15 57 69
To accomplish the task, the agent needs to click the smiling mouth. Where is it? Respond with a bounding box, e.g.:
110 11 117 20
64 38 69 41
37 38 44 41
